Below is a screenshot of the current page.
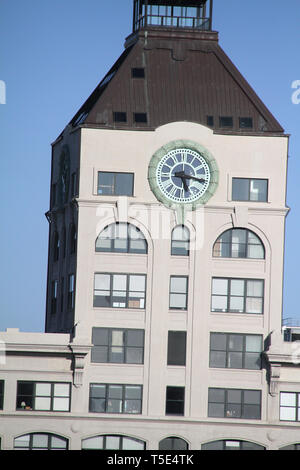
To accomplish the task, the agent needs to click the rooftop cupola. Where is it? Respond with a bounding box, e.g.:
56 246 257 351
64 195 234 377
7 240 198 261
132 0 213 33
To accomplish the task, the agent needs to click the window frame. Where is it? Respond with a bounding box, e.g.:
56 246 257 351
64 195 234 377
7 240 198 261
14 433 68 450
211 277 265 315
208 387 262 420
93 273 147 309
91 327 145 365
232 177 268 202
213 228 265 260
202 439 265 450
169 275 188 311
95 222 147 255
159 437 189 450
280 392 300 422
165 386 185 416
16 381 71 412
167 331 187 366
82 435 146 450
97 171 134 197
89 383 143 414
209 332 263 370
171 225 190 256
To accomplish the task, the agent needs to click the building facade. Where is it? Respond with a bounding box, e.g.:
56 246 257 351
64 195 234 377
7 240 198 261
0 0 299 451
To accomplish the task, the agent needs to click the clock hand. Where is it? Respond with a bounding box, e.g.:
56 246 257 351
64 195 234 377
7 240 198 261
173 171 189 191
174 171 206 184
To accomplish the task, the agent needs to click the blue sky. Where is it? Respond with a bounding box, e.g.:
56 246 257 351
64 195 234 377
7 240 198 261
0 0 299 332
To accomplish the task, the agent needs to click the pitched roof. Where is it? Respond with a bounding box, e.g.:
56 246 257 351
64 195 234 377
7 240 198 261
68 27 284 135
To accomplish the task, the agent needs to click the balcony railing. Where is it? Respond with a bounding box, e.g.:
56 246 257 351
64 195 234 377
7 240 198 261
134 14 210 31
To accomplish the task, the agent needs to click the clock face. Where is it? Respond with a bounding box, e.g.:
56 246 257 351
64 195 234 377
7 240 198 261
156 148 211 204
148 140 219 211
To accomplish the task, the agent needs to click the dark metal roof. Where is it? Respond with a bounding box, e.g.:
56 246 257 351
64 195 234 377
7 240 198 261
68 28 284 135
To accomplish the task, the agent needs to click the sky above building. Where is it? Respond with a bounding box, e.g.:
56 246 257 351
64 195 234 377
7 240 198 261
0 0 299 332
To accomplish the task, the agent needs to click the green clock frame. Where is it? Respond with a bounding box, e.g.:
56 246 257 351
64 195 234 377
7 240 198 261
148 139 219 212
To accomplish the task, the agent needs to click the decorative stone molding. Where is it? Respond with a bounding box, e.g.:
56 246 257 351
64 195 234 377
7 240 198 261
269 363 281 396
68 343 91 388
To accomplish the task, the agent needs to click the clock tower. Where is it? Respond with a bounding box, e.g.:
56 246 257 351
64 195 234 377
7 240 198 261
43 0 289 449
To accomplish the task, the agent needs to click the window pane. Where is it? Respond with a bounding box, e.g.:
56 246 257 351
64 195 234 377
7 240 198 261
98 172 114 195
115 174 134 196
250 179 267 202
228 335 243 351
129 275 145 292
51 436 67 449
170 293 187 309
92 328 109 346
112 330 124 346
32 434 49 448
170 277 187 293
125 386 142 399
90 384 106 398
210 333 227 351
246 297 263 314
168 331 186 366
232 178 249 201
127 330 144 347
54 384 70 397
229 296 244 312
82 436 104 450
90 397 106 413
53 397 69 411
35 397 51 410
105 436 121 450
35 383 51 397
208 403 224 417
208 388 225 403
91 346 108 363
126 347 143 364
246 336 262 352
227 352 243 369
230 280 245 296
210 351 226 368
122 438 144 450
280 407 296 421
244 390 261 404
281 393 296 406
14 435 30 448
113 275 127 291
247 280 263 297
244 352 261 370
243 404 261 419
108 385 122 399
211 295 227 311
212 278 228 295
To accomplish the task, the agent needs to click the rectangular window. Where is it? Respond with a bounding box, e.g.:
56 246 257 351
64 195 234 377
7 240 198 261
51 280 58 315
71 171 78 197
94 273 146 309
211 278 264 314
219 116 233 128
167 331 187 366
16 382 71 412
0 381 4 410
239 117 253 129
97 172 134 196
68 274 75 310
89 383 142 414
91 327 144 364
134 113 147 123
280 392 300 421
166 386 185 416
207 116 214 127
169 276 188 310
208 388 261 419
113 112 127 123
132 68 145 78
232 178 268 202
209 333 263 370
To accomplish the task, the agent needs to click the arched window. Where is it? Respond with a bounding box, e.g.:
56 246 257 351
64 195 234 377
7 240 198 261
159 437 189 450
171 226 190 256
53 231 60 262
82 435 145 450
96 223 147 254
213 229 265 259
280 443 300 450
202 440 265 450
14 433 68 450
